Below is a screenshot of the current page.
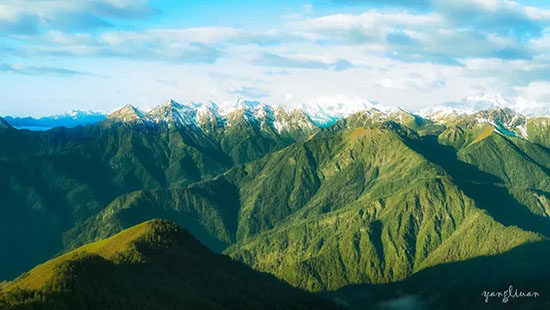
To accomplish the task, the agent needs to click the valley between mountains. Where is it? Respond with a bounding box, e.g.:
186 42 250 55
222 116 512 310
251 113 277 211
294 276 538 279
1 99 550 309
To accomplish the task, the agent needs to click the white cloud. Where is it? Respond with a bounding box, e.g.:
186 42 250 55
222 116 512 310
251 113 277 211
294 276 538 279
0 0 154 33
6 27 288 63
290 11 440 43
254 52 355 70
0 61 90 76
513 81 550 114
2 0 550 116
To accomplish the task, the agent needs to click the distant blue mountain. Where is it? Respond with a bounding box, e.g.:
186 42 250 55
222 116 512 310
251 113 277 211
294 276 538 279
4 110 107 130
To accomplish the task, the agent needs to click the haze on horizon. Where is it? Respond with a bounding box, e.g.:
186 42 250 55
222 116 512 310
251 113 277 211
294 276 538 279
1 0 550 117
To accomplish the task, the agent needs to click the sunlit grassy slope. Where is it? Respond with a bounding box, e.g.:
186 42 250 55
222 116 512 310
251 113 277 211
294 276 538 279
0 219 339 310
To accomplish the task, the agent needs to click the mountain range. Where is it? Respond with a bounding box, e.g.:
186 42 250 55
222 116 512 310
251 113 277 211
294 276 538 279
4 110 106 130
1 98 550 309
3 94 550 131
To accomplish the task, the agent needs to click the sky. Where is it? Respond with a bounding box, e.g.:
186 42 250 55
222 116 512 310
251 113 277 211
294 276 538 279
1 0 550 117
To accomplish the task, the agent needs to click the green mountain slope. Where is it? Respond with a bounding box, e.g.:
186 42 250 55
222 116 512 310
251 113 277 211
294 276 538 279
434 112 550 227
66 115 548 292
226 119 545 291
63 176 241 253
457 134 550 217
0 125 98 160
527 117 550 147
327 240 550 309
0 112 316 281
0 219 339 310
0 126 232 280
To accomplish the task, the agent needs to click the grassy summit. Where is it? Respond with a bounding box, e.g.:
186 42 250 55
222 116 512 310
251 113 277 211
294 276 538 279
0 219 339 310
2 221 150 292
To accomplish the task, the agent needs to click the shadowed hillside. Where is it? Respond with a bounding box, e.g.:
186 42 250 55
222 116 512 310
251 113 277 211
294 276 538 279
326 241 550 310
0 113 316 281
0 220 340 310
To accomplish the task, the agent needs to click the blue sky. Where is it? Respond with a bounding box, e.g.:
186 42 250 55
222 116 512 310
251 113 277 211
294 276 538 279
1 0 550 117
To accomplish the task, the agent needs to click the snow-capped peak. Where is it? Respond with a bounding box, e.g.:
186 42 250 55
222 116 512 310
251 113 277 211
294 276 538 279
236 97 262 110
418 94 550 120
284 95 407 127
460 94 511 109
108 104 146 122
194 101 218 115
123 98 319 134
218 97 266 114
420 93 512 118
216 97 277 128
58 110 105 119
160 99 193 111
286 96 382 126
418 94 530 138
146 99 197 127
510 98 550 117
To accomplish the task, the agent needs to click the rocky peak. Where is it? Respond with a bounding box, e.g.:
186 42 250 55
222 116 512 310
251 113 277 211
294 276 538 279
107 104 146 123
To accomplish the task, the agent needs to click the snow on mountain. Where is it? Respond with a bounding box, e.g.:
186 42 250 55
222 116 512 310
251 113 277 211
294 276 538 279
218 98 317 135
5 110 107 130
53 110 106 120
419 94 510 119
510 98 550 117
105 96 427 134
106 98 317 136
194 101 221 127
415 93 550 138
285 96 386 126
219 98 267 126
472 108 528 138
146 99 198 127
103 94 549 141
134 99 223 129
272 106 317 135
219 97 262 112
453 94 511 111
107 104 146 123
420 93 550 121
